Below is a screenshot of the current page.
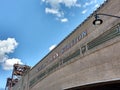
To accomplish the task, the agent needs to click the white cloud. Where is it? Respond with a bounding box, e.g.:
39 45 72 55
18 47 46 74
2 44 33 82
75 3 81 7
42 0 45 2
94 4 100 8
45 8 59 14
42 0 80 8
45 8 64 17
0 38 18 62
61 0 80 8
83 0 97 8
0 38 23 70
0 38 18 55
82 9 88 14
42 0 81 21
3 58 23 70
60 18 68 22
49 44 56 51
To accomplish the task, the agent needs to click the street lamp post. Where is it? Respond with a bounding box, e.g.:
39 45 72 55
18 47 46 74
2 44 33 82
93 13 120 25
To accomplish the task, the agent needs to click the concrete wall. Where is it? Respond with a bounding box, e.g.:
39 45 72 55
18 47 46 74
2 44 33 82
12 0 120 90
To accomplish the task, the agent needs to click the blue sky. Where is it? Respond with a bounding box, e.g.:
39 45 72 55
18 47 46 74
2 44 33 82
0 0 106 89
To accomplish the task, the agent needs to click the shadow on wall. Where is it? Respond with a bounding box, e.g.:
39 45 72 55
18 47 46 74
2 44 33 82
65 80 120 90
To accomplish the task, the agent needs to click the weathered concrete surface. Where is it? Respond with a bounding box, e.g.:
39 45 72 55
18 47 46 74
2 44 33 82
12 0 120 90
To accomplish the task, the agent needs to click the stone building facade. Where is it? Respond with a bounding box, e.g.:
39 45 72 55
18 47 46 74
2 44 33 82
12 0 120 90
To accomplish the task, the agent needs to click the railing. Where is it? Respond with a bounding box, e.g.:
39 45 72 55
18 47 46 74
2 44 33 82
87 24 120 50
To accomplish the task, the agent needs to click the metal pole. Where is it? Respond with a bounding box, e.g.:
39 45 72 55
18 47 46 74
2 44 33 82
96 13 120 18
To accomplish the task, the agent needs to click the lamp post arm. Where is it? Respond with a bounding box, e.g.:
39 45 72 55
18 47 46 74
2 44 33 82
96 13 120 18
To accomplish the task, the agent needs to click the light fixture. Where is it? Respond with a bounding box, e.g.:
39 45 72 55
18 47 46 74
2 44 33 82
93 14 103 25
93 13 120 25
